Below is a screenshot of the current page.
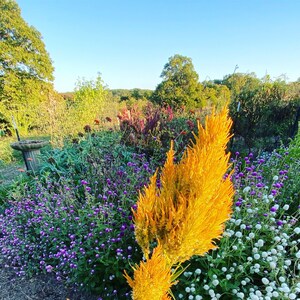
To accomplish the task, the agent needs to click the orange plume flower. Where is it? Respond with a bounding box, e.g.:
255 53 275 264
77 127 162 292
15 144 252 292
124 245 177 300
133 106 234 264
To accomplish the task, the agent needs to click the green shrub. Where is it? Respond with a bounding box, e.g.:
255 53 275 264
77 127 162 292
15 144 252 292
0 136 17 164
227 74 300 151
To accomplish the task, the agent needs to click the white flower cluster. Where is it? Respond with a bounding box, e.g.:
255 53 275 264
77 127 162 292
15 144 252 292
176 156 300 299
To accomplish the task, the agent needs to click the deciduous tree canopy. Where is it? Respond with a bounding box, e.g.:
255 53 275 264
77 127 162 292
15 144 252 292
151 54 204 109
0 0 54 134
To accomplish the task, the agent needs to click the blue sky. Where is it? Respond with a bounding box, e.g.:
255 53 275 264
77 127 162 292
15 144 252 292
17 0 300 92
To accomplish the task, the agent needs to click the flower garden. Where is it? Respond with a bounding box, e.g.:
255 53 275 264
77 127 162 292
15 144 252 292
0 105 299 300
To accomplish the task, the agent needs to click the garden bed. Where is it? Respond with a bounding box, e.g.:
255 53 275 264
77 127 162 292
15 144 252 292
0 116 299 299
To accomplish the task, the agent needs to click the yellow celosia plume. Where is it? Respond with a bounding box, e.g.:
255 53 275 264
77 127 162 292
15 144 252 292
133 106 234 264
124 245 177 300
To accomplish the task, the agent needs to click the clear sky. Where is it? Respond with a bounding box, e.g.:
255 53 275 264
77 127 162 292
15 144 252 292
17 0 300 92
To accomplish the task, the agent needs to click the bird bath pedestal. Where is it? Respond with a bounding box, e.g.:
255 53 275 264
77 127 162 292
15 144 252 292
10 140 48 172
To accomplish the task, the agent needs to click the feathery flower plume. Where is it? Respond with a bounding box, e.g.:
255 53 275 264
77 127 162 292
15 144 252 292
134 106 234 264
126 106 234 299
124 245 177 300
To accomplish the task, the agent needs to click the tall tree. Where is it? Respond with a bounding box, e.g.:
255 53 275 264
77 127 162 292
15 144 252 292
151 54 204 109
0 0 54 134
72 74 108 127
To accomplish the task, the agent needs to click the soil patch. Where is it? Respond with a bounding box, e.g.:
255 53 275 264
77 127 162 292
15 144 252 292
0 264 100 300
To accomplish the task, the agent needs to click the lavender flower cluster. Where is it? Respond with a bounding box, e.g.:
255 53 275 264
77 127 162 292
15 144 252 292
0 152 154 298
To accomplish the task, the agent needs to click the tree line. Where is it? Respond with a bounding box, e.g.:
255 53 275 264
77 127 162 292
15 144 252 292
0 0 299 151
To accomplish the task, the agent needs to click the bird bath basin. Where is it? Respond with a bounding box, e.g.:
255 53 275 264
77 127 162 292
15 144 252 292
11 140 48 172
